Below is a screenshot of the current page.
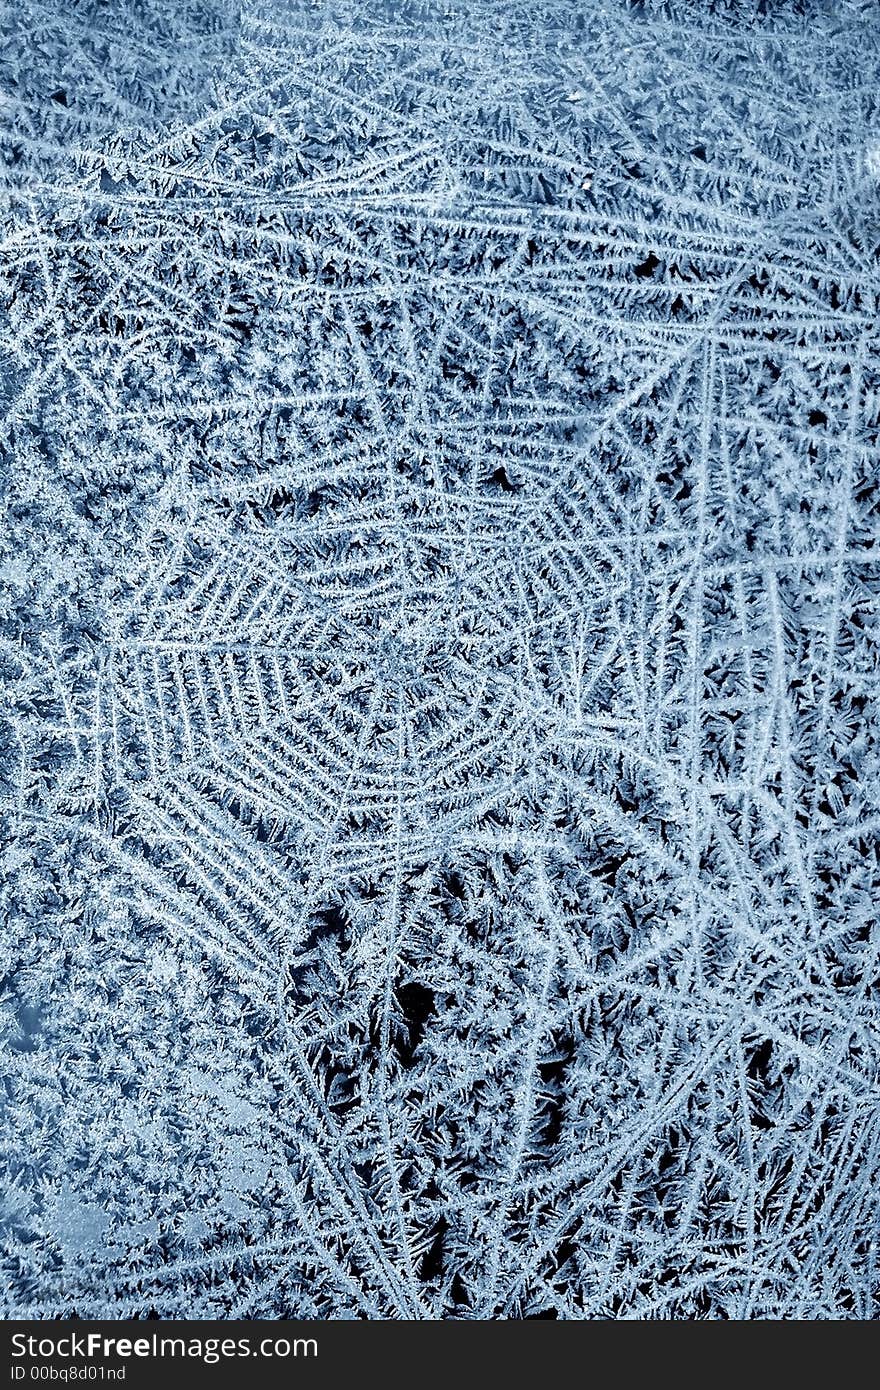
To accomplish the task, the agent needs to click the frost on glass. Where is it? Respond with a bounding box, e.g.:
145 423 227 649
1 0 879 1319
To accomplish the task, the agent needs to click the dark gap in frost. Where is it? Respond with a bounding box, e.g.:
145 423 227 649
395 981 436 1067
420 1216 448 1281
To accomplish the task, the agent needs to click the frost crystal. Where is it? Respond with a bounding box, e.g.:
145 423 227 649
2 0 879 1319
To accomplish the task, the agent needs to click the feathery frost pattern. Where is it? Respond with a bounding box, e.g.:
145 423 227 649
2 0 879 1319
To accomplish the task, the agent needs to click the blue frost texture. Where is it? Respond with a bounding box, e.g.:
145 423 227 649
1 0 879 1320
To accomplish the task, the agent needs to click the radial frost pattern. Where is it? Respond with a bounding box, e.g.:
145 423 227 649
1 0 879 1319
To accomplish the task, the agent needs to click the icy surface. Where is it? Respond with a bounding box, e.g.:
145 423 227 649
1 0 879 1318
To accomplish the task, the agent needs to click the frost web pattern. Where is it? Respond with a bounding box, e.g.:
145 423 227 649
1 0 880 1319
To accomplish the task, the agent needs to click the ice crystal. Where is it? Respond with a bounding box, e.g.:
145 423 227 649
1 0 879 1319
